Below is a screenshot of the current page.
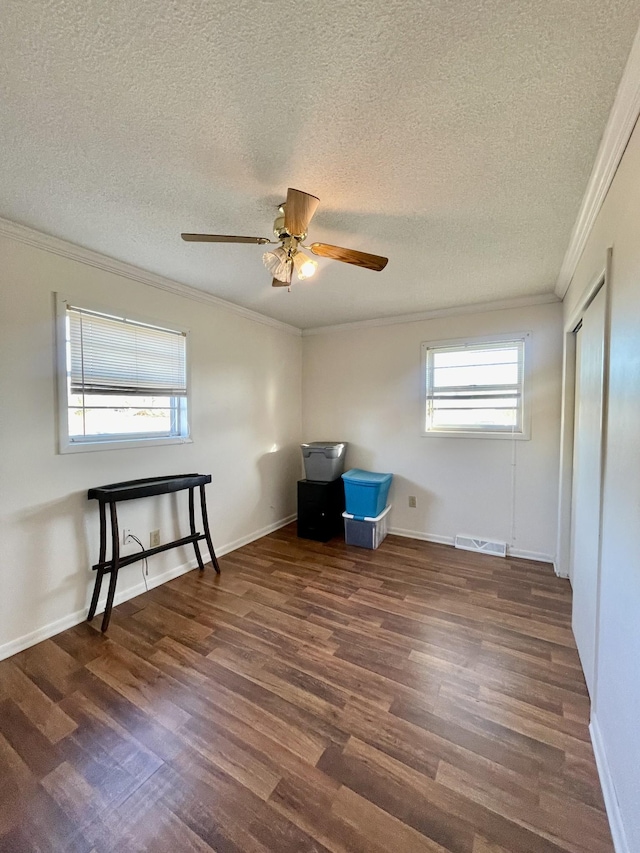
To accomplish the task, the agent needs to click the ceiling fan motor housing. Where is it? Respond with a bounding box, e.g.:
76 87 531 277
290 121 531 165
273 203 307 242
273 205 287 239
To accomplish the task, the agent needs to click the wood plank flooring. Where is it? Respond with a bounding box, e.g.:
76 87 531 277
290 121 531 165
0 525 612 853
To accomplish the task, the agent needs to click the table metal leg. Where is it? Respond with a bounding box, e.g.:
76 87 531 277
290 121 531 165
189 487 206 571
200 484 220 573
88 501 107 621
101 502 120 632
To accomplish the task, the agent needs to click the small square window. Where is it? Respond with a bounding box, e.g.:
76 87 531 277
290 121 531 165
56 295 190 452
422 333 530 439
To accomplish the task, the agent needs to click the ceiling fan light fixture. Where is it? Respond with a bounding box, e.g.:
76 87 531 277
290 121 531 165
263 246 291 282
293 251 318 280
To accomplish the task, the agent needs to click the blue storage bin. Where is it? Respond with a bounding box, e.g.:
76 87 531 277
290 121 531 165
341 468 393 520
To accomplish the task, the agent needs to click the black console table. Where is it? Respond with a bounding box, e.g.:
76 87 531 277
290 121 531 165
87 474 220 632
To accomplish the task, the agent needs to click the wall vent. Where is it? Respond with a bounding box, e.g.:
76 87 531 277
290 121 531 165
454 535 507 557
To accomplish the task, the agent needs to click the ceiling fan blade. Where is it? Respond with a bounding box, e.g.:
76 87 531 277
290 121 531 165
309 243 388 272
181 233 271 244
271 278 289 287
284 188 320 237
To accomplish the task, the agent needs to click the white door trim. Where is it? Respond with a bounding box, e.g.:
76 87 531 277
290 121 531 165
555 250 611 580
556 249 612 715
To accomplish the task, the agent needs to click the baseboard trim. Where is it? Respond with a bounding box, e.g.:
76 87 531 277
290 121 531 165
388 527 455 546
216 514 296 556
553 559 570 578
507 547 555 565
0 607 96 664
388 526 554 564
590 714 630 853
0 514 296 663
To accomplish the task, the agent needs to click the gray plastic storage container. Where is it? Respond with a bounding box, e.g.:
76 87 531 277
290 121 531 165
301 442 348 482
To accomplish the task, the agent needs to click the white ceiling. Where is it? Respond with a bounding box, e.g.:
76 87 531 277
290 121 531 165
1 1 639 329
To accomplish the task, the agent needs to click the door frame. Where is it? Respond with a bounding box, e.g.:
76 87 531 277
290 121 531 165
555 249 611 581
555 249 611 708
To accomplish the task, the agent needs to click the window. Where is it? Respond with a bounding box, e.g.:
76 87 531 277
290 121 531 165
56 295 190 452
422 333 530 438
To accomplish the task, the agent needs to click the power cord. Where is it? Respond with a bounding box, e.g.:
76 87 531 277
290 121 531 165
128 534 149 592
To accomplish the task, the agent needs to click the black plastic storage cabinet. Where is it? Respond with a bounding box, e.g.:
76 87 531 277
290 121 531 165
297 478 345 542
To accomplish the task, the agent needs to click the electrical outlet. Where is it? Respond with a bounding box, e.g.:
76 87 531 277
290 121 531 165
122 528 132 545
150 529 160 548
408 495 417 508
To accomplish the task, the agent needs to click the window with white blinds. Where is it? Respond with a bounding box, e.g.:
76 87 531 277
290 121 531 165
56 295 190 452
422 334 530 438
68 307 187 396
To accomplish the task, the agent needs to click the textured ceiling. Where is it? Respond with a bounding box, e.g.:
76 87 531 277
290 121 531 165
1 1 639 329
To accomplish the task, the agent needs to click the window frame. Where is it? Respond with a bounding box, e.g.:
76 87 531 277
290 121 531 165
55 293 193 454
420 331 531 440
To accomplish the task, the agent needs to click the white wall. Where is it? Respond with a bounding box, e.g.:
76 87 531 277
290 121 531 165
302 301 563 561
562 119 640 853
0 233 302 658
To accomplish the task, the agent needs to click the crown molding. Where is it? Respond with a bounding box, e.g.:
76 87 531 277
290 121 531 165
555 24 640 299
301 293 560 336
0 217 302 337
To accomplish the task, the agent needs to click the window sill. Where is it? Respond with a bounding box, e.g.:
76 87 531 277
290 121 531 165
421 429 530 440
59 435 193 454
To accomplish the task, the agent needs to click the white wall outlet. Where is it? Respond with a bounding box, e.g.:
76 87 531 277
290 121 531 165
122 528 132 545
408 496 417 508
150 529 160 548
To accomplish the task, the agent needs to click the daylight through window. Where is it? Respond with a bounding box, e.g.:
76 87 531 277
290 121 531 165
422 336 528 437
58 299 189 450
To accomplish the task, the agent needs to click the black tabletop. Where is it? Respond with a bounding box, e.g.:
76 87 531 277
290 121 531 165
88 474 212 502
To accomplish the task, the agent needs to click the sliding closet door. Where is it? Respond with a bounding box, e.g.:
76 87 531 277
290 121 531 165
569 284 606 697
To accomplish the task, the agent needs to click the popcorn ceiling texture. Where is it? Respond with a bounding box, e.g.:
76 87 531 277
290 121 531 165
0 0 638 328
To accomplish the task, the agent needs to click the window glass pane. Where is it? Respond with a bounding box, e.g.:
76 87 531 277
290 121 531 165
433 362 519 388
431 408 517 428
432 346 519 369
432 396 518 410
68 395 176 438
69 393 173 408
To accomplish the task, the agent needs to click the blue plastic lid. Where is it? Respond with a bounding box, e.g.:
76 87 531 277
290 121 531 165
342 468 393 484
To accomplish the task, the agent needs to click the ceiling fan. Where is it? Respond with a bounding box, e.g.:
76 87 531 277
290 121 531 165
181 187 388 288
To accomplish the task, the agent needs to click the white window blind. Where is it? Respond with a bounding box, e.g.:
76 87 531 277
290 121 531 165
68 306 187 396
423 337 526 434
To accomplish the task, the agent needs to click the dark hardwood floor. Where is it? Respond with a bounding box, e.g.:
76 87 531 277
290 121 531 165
0 525 611 853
